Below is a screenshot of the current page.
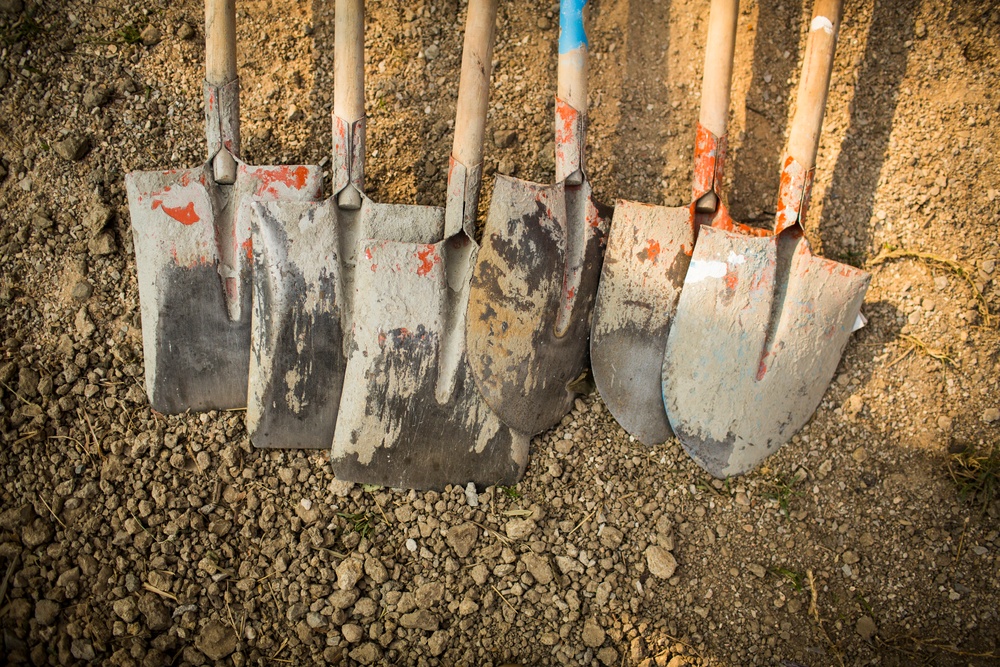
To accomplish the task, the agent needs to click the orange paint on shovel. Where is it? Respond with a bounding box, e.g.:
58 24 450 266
416 246 440 276
152 200 200 225
254 165 312 197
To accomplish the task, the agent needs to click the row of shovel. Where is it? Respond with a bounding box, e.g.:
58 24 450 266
125 0 870 491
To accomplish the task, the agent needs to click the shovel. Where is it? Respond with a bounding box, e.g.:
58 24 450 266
591 0 741 446
465 0 611 436
246 0 369 449
662 0 871 478
331 0 529 490
125 0 322 413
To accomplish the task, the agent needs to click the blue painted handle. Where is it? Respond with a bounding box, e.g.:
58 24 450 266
559 0 588 54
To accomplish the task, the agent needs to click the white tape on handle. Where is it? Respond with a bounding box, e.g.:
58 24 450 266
810 15 834 34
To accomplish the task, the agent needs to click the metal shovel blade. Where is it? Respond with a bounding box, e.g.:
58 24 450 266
590 200 694 445
333 232 530 491
467 175 610 435
126 163 321 413
247 196 446 448
662 226 870 478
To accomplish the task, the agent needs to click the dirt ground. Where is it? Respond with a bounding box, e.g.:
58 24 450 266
1 0 999 665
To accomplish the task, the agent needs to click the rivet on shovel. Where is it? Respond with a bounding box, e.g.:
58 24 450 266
662 0 871 478
331 0 529 490
467 0 611 436
125 0 322 413
591 0 742 446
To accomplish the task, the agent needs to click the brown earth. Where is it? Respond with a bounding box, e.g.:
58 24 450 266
1 0 998 665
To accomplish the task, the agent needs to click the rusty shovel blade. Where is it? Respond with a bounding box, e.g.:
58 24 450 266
467 175 610 436
126 163 322 413
590 200 694 445
661 226 870 478
331 230 530 491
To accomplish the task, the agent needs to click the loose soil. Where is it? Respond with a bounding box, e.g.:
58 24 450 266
1 0 998 665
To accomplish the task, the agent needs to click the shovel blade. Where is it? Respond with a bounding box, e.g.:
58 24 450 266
247 197 448 449
333 232 529 491
591 200 694 445
126 163 321 413
662 226 870 477
467 175 609 435
248 199 347 448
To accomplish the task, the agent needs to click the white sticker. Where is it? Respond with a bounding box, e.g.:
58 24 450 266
851 311 868 332
810 16 834 34
685 259 728 284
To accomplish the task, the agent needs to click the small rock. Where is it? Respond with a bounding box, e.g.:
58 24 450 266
983 408 1000 423
645 546 677 579
597 647 619 666
599 526 624 549
424 161 438 178
464 482 479 507
537 16 552 30
53 135 90 162
498 157 517 176
21 518 54 549
364 556 389 584
427 630 449 657
349 643 380 665
415 581 444 609
286 104 303 122
86 203 113 236
71 280 93 302
521 552 553 585
852 447 869 463
70 640 95 661
425 44 440 60
75 307 96 338
112 597 139 623
504 518 536 540
83 86 110 109
400 610 439 631
982 259 996 275
494 130 518 149
18 367 39 398
138 594 171 632
88 231 116 256
305 612 326 629
140 24 162 46
195 620 237 661
914 20 926 38
177 22 195 40
35 599 60 626
856 615 877 640
842 551 860 565
342 623 364 643
937 415 953 430
844 394 864 417
582 617 605 647
446 522 479 558
747 563 766 578
336 558 363 591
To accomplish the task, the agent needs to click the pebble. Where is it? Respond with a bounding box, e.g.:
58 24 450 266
75 307 96 338
335 558 363 591
53 135 90 162
21 518 54 549
86 203 113 235
748 563 766 578
34 599 60 626
465 482 479 507
178 22 195 40
644 546 677 579
521 552 553 585
498 157 517 176
537 17 552 30
415 581 444 609
425 44 440 60
83 86 110 109
445 522 478 558
349 643 380 665
88 232 116 256
140 24 162 46
400 610 439 631
342 623 364 642
852 447 869 463
195 621 237 660
856 615 877 640
286 104 303 122
582 617 605 647
112 597 139 623
504 518 536 540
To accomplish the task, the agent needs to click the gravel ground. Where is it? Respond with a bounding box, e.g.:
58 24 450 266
1 0 999 665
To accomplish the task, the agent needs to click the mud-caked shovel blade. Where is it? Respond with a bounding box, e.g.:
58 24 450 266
467 175 609 435
126 163 321 413
662 226 870 477
332 233 530 490
590 200 694 445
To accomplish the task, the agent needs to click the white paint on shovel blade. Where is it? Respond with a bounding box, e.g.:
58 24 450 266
811 16 834 34
685 252 746 284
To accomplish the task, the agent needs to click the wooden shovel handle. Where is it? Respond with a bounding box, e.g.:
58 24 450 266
557 0 588 113
452 0 497 168
206 0 237 86
699 0 739 138
787 0 843 169
335 0 365 123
